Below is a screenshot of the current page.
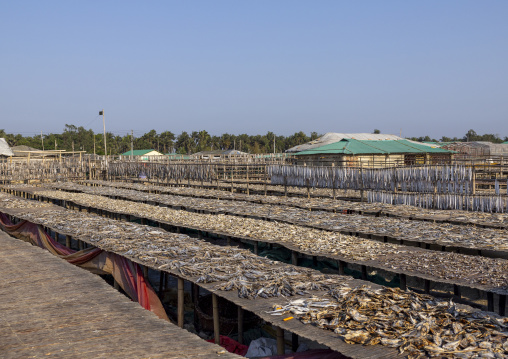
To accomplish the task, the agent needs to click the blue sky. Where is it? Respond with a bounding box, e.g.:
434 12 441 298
1 1 507 139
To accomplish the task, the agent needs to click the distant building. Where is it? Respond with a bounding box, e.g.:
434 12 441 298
193 149 249 160
442 142 508 158
293 138 454 167
120 149 164 161
286 132 404 153
10 145 41 157
0 138 14 157
166 153 191 160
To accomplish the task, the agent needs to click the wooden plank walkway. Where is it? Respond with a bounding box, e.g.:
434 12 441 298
0 231 239 359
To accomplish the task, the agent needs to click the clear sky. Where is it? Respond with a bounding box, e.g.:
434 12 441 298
1 1 507 139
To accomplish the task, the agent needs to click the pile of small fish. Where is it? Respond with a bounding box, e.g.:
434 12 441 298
270 286 508 358
2 191 507 358
38 182 508 251
0 194 51 209
0 193 350 300
79 180 508 227
32 188 404 262
6 187 508 290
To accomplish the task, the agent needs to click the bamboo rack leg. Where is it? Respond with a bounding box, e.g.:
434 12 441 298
487 292 494 312
400 273 407 291
212 293 220 344
291 333 299 352
424 280 431 294
338 260 346 275
276 327 284 355
158 272 165 298
291 251 298 266
499 295 506 316
237 306 244 344
178 277 184 328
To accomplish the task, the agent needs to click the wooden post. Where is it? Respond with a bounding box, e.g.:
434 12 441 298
276 327 284 355
291 251 298 266
487 292 494 312
158 272 165 298
424 280 431 294
178 277 184 328
400 273 407 291
254 241 258 255
291 333 299 352
453 284 461 299
264 164 267 196
361 265 367 280
338 260 346 275
499 295 506 316
237 306 244 344
231 165 234 193
246 165 250 196
212 293 220 344
65 235 71 248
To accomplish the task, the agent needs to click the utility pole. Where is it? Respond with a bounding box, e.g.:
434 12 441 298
93 136 96 156
40 131 44 151
131 130 134 159
55 139 57 150
99 110 107 158
273 134 275 154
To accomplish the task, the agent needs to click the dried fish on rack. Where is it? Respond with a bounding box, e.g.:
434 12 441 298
269 165 474 194
36 182 508 251
1 191 507 358
81 179 508 227
270 286 508 358
9 187 508 290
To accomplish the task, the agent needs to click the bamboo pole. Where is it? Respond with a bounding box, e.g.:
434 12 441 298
178 277 184 328
212 293 220 344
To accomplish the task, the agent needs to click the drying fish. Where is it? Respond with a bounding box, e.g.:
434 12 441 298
270 286 508 358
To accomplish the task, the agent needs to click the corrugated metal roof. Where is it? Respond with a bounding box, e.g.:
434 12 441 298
294 139 454 156
166 153 191 159
193 149 249 156
120 149 162 156
0 138 14 156
286 133 403 153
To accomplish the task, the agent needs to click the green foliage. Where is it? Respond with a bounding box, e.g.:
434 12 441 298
2 127 504 155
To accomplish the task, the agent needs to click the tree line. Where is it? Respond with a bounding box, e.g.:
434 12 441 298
1 126 506 155
0 125 320 155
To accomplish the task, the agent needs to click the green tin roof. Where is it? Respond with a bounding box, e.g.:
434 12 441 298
121 149 158 156
166 153 191 159
294 139 454 156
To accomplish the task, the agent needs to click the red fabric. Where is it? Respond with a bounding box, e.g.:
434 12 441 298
207 336 249 356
